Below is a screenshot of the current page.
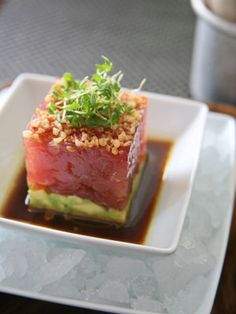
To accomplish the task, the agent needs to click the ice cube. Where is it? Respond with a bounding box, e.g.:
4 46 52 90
38 248 85 288
0 241 29 279
42 278 79 298
77 253 98 278
166 276 208 314
105 257 147 281
95 253 111 272
12 247 86 292
0 240 28 279
85 273 107 292
188 203 214 240
98 280 130 305
42 263 87 299
7 252 27 278
130 272 158 298
130 296 165 313
0 265 6 282
205 190 231 229
79 288 96 302
177 232 210 266
152 255 176 284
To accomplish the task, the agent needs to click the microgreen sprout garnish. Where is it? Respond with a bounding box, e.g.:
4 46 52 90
48 56 145 129
132 78 146 92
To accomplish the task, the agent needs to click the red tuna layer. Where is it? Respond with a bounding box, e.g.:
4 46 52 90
24 108 147 210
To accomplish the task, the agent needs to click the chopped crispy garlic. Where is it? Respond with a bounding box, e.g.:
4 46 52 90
22 130 33 138
23 91 147 155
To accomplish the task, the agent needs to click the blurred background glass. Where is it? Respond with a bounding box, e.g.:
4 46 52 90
190 0 236 105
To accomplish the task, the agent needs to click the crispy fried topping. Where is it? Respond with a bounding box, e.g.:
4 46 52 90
23 91 147 155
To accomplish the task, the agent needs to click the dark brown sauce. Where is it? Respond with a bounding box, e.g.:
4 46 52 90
1 139 172 244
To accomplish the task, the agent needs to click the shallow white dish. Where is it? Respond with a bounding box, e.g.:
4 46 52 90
0 73 208 254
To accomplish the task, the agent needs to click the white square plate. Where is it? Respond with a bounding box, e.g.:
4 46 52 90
0 73 208 254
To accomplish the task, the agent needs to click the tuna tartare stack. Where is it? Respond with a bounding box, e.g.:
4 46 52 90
23 57 148 224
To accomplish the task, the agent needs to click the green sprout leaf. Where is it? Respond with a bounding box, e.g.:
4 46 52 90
63 72 74 83
95 56 113 73
48 56 144 129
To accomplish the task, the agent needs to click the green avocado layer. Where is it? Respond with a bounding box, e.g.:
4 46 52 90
28 161 145 225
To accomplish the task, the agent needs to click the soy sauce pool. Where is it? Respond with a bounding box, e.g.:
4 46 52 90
1 139 172 244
